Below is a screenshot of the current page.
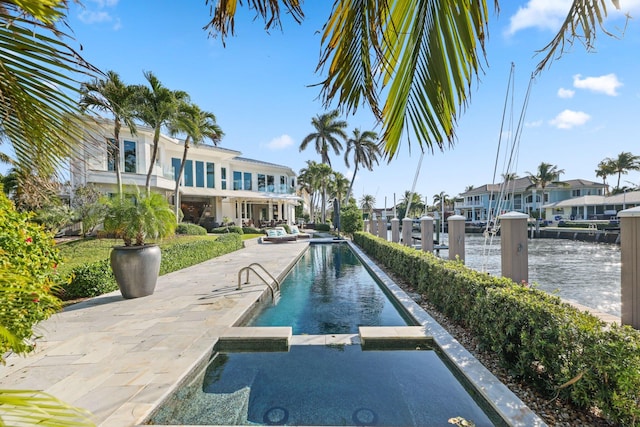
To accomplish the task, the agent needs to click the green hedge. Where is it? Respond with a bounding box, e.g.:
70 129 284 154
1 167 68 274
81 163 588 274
242 226 263 234
62 234 243 300
315 223 331 232
175 223 207 235
211 225 244 234
353 232 640 426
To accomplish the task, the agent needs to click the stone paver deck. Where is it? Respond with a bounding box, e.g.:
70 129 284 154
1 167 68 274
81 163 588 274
0 238 309 426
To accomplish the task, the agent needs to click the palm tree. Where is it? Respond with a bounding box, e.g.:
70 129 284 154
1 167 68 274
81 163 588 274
603 152 640 191
299 110 347 222
80 70 138 195
343 128 380 203
526 162 566 213
328 171 350 206
399 190 423 219
300 109 348 167
359 194 376 220
207 1 618 160
298 161 321 222
134 71 189 193
502 172 519 182
168 102 223 221
595 159 616 195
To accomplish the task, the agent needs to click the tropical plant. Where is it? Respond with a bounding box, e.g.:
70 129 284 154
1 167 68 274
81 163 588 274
80 70 139 195
595 159 616 195
206 1 621 161
600 152 640 192
71 184 107 236
328 171 350 206
359 194 376 220
397 190 424 219
168 102 223 221
298 161 321 222
9 167 63 212
103 189 176 246
343 128 380 203
33 204 74 234
299 110 348 166
526 162 567 215
134 71 189 193
340 200 364 236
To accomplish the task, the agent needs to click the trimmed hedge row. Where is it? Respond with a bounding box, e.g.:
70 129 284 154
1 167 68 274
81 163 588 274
175 223 208 235
353 232 640 426
211 225 243 234
61 234 243 300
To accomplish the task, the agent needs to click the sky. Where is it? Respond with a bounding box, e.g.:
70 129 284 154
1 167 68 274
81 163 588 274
22 1 640 207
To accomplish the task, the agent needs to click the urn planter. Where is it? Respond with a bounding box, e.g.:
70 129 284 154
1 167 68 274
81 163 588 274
110 244 162 299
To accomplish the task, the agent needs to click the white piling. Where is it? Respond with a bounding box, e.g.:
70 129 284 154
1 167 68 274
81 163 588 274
618 207 640 329
499 211 529 284
402 217 413 247
420 216 434 252
391 218 400 243
448 215 466 262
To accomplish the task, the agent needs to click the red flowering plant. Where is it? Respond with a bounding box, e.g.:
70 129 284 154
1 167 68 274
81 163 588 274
0 191 65 362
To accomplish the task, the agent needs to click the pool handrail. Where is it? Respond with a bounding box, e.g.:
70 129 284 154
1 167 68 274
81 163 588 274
237 262 281 301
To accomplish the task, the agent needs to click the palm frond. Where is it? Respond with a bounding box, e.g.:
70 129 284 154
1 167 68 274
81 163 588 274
0 389 95 427
535 0 621 74
204 0 304 45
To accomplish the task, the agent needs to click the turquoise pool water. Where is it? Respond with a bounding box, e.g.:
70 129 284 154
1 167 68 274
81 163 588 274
244 243 412 334
151 345 497 426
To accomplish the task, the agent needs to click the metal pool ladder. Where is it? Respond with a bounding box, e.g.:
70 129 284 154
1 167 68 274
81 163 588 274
237 263 281 301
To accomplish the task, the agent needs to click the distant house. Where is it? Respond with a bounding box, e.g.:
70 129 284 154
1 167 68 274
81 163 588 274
542 190 640 221
70 119 301 228
455 177 605 221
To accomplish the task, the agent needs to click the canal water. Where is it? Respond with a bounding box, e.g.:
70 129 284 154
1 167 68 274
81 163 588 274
432 234 621 317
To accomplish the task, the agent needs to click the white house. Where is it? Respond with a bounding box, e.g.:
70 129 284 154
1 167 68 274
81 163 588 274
70 119 301 229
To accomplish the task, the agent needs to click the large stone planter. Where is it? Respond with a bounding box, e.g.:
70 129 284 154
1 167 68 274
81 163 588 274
110 244 162 299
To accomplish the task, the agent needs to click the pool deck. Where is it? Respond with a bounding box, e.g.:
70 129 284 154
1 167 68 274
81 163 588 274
0 238 309 426
0 237 546 427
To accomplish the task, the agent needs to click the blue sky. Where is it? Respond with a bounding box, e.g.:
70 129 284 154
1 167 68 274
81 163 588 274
44 1 640 206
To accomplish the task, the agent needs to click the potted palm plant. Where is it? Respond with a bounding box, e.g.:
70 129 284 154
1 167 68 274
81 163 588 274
103 190 176 298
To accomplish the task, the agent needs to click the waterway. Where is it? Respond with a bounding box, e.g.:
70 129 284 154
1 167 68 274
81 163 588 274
432 234 621 317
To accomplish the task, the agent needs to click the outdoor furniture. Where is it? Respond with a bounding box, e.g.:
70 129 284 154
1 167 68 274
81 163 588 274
290 225 311 239
263 227 296 243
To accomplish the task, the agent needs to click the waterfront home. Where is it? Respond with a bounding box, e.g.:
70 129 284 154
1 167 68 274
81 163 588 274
69 118 301 228
541 190 640 221
455 177 605 222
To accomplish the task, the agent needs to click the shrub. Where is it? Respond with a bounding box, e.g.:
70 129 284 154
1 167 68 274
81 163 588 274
352 231 640 425
340 203 364 235
0 192 63 361
61 260 117 299
176 223 207 235
59 234 244 300
211 226 244 234
242 226 263 234
315 223 331 232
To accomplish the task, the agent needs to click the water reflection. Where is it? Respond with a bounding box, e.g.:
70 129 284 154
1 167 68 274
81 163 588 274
439 234 621 317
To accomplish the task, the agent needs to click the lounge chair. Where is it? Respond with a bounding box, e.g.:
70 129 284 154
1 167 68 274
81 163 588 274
289 225 311 239
263 227 297 243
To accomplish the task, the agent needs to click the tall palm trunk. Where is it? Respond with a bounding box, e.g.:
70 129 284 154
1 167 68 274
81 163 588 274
173 136 191 221
345 163 359 204
321 183 327 223
113 118 123 197
145 128 161 194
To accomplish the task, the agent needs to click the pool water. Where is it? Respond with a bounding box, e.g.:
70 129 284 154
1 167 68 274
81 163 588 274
151 345 497 426
244 243 412 334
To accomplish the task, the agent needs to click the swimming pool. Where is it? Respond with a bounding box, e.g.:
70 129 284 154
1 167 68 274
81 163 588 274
151 344 498 426
147 241 544 426
243 243 413 334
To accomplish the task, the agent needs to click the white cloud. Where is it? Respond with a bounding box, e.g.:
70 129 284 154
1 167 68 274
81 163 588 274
78 10 112 24
525 120 543 128
557 88 575 98
506 0 572 35
266 134 294 150
549 110 591 129
573 73 622 96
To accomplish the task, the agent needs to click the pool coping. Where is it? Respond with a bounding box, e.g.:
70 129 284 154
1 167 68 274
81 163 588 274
347 241 547 427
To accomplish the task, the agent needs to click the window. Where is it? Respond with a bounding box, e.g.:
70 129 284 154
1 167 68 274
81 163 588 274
123 140 136 173
233 171 242 190
195 161 204 188
107 138 116 171
258 174 266 192
280 176 286 192
184 160 193 186
172 158 181 181
572 189 581 197
206 162 215 188
290 177 295 189
244 172 252 190
221 167 227 190
267 175 275 192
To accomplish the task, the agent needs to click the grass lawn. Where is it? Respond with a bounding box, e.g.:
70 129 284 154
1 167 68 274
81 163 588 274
56 233 264 278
